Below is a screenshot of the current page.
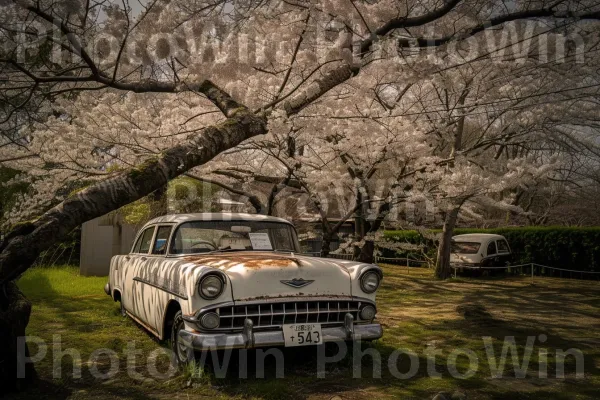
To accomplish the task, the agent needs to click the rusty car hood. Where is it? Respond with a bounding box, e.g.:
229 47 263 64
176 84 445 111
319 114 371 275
184 252 353 300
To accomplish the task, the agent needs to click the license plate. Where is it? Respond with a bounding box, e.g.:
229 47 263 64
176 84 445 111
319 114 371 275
282 323 322 347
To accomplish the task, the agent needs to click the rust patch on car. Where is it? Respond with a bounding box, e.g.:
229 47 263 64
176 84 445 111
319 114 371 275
184 252 301 269
237 293 352 301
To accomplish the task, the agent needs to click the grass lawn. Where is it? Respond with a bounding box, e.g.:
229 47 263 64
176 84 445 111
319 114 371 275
13 265 600 400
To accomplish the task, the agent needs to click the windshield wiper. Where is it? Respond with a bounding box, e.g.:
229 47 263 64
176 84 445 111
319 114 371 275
207 247 247 253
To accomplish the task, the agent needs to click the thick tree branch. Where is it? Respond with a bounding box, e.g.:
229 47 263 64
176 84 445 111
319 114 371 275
398 7 600 48
0 81 266 284
283 1 600 116
185 173 265 214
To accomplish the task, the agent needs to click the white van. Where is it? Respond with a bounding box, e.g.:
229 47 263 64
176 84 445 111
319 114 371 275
450 233 512 269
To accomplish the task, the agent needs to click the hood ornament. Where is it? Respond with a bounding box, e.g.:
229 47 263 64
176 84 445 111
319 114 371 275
281 278 314 288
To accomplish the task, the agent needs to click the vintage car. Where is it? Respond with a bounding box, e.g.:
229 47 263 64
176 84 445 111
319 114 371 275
104 213 383 364
450 233 512 269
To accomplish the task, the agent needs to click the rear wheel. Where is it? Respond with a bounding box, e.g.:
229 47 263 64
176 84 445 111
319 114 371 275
171 311 193 366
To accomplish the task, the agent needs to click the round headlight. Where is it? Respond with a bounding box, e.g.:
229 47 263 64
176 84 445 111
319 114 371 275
200 312 220 329
360 271 380 294
360 305 376 321
199 274 224 299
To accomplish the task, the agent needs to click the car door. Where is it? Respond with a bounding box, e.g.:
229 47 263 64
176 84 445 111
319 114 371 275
483 240 497 266
137 225 175 332
125 225 156 320
495 239 512 265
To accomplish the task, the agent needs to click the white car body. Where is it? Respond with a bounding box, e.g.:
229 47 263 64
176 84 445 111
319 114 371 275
105 213 383 357
450 233 512 267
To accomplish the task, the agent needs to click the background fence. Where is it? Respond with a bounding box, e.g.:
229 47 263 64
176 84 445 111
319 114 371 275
381 226 600 275
303 252 600 281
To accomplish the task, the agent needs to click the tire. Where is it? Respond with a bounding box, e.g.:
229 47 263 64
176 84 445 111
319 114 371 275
171 310 193 366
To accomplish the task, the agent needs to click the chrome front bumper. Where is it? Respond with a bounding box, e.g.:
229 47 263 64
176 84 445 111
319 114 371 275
179 316 383 351
450 262 480 268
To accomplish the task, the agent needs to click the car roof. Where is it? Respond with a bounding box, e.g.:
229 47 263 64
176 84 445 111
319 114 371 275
452 233 507 242
144 212 294 226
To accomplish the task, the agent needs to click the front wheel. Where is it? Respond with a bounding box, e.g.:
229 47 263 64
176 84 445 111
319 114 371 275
171 311 193 366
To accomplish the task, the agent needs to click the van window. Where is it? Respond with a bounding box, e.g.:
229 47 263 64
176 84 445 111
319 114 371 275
497 240 510 253
451 242 480 254
487 241 497 256
133 227 155 254
152 226 173 255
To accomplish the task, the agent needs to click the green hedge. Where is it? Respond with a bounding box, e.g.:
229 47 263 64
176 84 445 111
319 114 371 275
380 227 600 272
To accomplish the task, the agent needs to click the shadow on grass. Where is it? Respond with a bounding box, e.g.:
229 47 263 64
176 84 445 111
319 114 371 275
198 341 443 400
14 267 600 400
15 270 169 400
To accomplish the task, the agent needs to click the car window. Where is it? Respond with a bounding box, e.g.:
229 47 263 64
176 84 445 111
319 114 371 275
487 241 497 256
451 242 480 254
497 240 510 253
133 227 155 254
152 226 172 255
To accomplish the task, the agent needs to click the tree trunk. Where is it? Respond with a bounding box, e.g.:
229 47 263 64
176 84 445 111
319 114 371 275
355 240 375 263
320 228 334 258
354 201 389 264
435 208 460 279
0 282 34 393
352 190 367 260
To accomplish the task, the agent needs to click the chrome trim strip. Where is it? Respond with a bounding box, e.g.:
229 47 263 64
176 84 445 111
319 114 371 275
344 313 354 339
183 300 235 323
184 297 377 328
126 311 160 337
178 323 383 350
193 298 375 332
198 272 227 300
232 296 358 305
242 318 254 348
352 296 377 304
280 278 314 288
132 277 188 300
359 265 383 278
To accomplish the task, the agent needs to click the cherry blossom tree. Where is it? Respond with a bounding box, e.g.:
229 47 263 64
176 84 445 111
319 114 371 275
2 0 600 387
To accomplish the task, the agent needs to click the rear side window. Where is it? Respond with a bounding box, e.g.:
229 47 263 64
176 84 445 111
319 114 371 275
487 241 497 256
497 240 510 253
133 227 155 254
451 242 480 254
152 226 173 255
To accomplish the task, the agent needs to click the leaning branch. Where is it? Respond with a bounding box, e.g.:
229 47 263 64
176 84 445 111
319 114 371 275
282 1 600 116
397 7 600 48
185 173 266 214
0 81 266 284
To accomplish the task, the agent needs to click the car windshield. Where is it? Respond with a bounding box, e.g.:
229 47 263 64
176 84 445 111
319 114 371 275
169 220 300 254
451 241 481 254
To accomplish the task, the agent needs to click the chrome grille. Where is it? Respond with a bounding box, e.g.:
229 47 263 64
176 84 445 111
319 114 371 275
212 300 363 331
